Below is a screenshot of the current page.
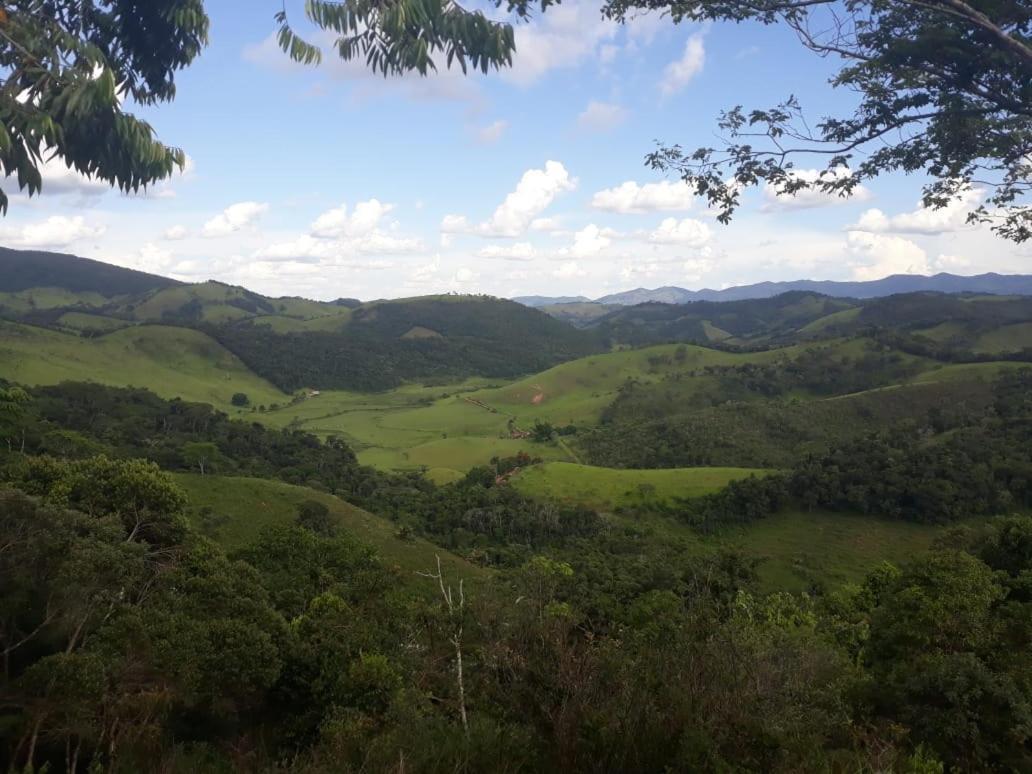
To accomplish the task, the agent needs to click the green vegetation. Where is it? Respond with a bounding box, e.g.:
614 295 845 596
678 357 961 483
0 320 285 410
173 472 480 577
3 270 1032 771
511 462 766 510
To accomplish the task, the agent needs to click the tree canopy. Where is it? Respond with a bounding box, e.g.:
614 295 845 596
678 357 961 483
0 1 209 212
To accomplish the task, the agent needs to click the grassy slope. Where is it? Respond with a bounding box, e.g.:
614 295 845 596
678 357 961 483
511 462 767 510
722 511 944 591
974 321 1032 353
608 507 945 593
0 287 110 312
55 311 133 332
173 473 484 579
0 320 286 410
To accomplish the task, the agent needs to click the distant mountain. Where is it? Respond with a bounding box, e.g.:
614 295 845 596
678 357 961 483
597 287 697 305
513 295 591 307
519 273 1032 307
0 246 182 296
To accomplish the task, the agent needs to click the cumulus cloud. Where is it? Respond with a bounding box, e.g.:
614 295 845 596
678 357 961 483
553 261 587 278
591 180 695 213
503 1 618 86
0 215 105 248
847 231 930 280
311 199 393 238
478 243 538 261
660 33 705 96
202 201 269 237
648 217 711 246
761 168 872 211
561 224 614 257
577 101 627 132
474 120 508 144
849 188 983 234
162 225 189 241
255 232 421 263
530 217 563 233
442 161 576 238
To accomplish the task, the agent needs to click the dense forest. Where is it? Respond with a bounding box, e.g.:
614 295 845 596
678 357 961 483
207 298 605 391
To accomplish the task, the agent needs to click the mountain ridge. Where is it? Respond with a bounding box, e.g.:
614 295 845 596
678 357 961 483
516 272 1032 307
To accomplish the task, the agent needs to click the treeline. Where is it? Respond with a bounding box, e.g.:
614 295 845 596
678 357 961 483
2 452 1030 771
674 370 1032 530
207 297 604 391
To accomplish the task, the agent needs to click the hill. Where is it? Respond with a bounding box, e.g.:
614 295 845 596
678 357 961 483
0 245 181 295
209 295 605 391
0 320 286 409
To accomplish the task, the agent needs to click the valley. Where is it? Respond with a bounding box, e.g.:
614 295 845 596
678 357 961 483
3 249 1032 772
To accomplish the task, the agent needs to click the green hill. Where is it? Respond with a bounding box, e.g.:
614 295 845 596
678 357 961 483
0 246 180 295
0 320 286 409
173 473 483 578
210 295 605 392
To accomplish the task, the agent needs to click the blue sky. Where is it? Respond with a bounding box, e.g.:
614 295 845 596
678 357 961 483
3 0 1028 300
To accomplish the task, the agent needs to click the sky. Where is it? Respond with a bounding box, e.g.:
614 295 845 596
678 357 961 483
3 0 1030 301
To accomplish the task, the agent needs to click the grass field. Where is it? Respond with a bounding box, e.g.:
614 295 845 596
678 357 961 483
974 321 1032 354
608 507 947 593
724 510 946 591
173 473 485 579
511 462 768 510
0 320 286 410
55 311 133 332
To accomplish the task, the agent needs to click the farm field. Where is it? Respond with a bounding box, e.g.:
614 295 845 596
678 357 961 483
511 462 768 510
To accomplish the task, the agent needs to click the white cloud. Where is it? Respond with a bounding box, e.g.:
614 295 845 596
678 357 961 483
162 225 188 241
311 199 393 238
442 161 576 238
2 153 108 200
562 224 613 257
847 231 931 280
452 267 477 284
648 217 711 246
475 120 508 144
761 167 872 211
202 201 268 237
478 242 538 261
503 1 618 86
591 180 695 213
530 216 563 233
0 215 105 247
849 188 983 234
660 33 705 96
932 253 973 272
255 230 422 263
553 261 587 279
577 101 627 132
